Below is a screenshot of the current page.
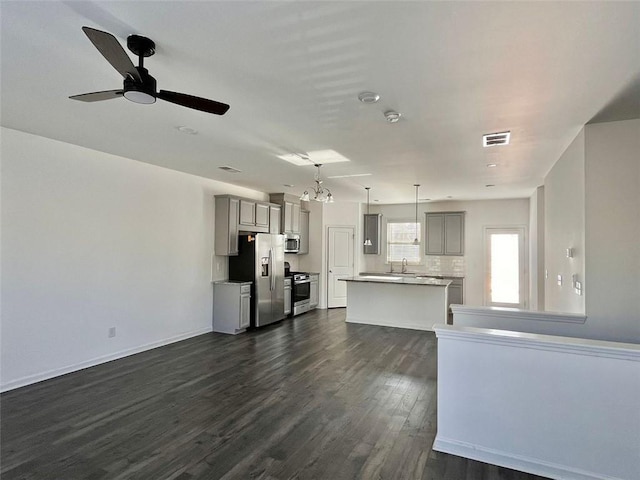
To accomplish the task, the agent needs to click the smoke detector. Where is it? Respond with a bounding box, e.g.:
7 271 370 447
358 91 380 103
384 110 401 123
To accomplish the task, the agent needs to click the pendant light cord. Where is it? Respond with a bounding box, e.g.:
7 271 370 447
414 184 420 244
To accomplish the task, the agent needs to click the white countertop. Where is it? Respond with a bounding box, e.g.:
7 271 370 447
340 275 451 287
360 271 464 279
213 280 253 286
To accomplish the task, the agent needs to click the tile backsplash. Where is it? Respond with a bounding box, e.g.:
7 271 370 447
424 256 465 275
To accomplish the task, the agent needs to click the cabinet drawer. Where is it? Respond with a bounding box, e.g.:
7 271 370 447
240 284 251 294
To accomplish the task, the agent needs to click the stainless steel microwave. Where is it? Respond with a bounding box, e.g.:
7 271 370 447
284 233 300 253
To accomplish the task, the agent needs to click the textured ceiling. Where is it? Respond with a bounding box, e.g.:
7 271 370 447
2 1 639 203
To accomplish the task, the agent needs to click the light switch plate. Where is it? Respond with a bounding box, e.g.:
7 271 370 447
557 274 562 286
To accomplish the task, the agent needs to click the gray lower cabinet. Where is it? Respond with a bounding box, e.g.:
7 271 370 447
447 278 464 309
425 212 465 256
309 274 319 309
284 277 292 316
213 282 252 334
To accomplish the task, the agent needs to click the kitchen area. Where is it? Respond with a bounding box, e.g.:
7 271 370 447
212 193 319 334
211 187 474 334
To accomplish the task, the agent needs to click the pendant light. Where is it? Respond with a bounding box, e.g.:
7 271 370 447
364 187 373 246
300 164 334 203
413 184 420 245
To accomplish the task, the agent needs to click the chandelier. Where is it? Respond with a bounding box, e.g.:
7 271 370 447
300 164 334 203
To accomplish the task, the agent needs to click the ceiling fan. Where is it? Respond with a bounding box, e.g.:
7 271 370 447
69 27 230 115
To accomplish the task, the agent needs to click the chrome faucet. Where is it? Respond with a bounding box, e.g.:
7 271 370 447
401 257 408 273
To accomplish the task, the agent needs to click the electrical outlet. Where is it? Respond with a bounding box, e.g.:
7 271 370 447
108 327 116 338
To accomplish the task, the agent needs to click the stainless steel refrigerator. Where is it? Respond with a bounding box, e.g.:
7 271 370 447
228 234 285 327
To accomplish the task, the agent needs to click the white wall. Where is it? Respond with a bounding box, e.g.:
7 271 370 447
529 186 545 310
359 199 530 307
544 130 586 314
0 128 268 391
584 119 640 343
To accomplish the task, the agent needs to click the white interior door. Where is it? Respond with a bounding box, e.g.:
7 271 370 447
484 227 527 308
327 226 354 308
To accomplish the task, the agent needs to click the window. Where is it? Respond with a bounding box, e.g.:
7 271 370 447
386 221 421 264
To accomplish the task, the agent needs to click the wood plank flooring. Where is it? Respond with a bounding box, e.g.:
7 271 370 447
1 308 549 480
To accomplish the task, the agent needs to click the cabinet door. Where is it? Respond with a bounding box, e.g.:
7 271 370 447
240 293 251 328
299 210 309 254
255 203 270 228
239 200 256 226
425 213 444 255
284 201 293 233
269 205 281 234
310 279 319 308
363 214 381 254
228 198 239 255
444 213 464 255
284 285 291 315
292 203 301 233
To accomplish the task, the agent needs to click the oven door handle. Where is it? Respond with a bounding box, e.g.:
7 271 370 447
294 279 311 284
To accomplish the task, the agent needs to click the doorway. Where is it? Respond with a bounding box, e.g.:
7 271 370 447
327 226 354 308
484 227 527 308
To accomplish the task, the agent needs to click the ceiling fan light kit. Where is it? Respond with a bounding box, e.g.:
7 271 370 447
70 27 229 115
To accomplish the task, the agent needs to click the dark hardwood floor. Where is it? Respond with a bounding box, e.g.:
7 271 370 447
1 309 549 480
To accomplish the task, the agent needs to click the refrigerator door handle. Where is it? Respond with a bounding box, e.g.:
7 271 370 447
269 248 274 291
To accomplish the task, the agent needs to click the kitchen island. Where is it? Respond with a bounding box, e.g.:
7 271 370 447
339 275 451 331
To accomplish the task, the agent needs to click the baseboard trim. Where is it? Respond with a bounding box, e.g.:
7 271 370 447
432 435 624 480
0 327 213 393
346 316 433 332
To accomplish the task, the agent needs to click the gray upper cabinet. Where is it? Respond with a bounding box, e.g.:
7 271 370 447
215 195 279 255
269 193 302 234
269 205 281 234
299 210 310 255
239 200 256 226
425 212 465 256
239 199 269 233
425 213 445 255
215 196 239 256
363 214 381 254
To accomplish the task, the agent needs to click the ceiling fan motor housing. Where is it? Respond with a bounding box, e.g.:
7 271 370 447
123 67 157 104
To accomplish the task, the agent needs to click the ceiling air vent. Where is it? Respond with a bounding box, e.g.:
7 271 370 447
483 131 511 147
218 166 242 173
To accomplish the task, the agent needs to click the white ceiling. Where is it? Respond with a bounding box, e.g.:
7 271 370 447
2 1 639 204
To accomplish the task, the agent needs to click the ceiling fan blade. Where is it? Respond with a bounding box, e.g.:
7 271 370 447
82 27 141 82
157 90 230 115
69 90 124 102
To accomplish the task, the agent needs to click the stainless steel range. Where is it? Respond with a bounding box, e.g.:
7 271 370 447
291 272 311 316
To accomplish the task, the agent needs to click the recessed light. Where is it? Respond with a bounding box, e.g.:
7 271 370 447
374 199 379 202
487 163 497 168
485 184 495 187
419 198 431 201
483 131 510 147
175 126 198 135
446 196 453 199
384 111 401 123
358 91 380 104
283 184 295 188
